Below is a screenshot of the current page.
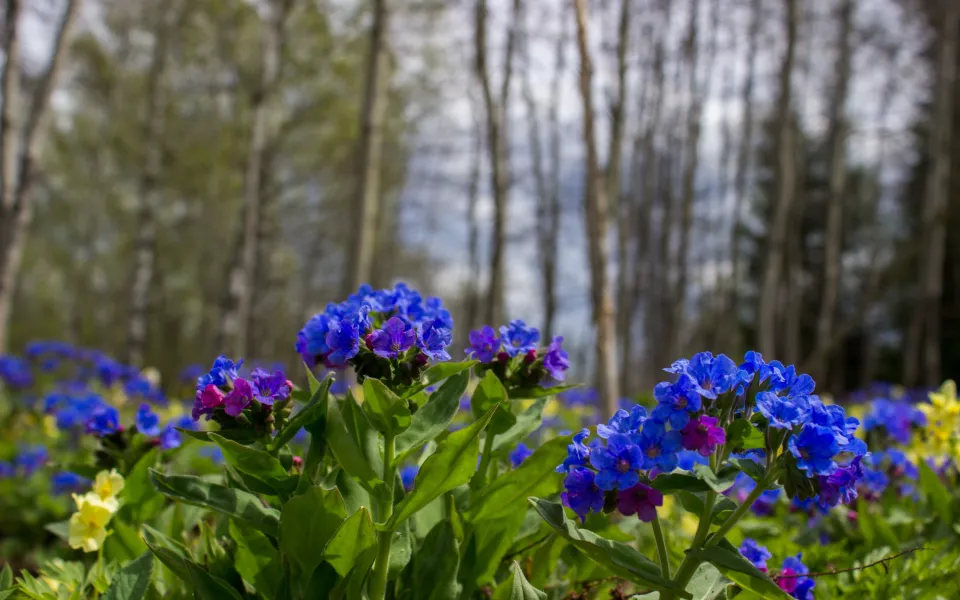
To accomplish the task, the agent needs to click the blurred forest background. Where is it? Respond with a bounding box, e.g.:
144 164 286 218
0 0 957 418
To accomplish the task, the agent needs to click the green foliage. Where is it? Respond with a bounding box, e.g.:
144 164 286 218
100 552 153 600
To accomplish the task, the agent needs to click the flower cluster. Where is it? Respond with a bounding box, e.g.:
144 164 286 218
67 470 124 553
862 398 925 446
465 320 570 388
917 380 960 460
191 355 292 437
739 540 814 599
0 355 33 388
296 283 453 384
0 444 49 479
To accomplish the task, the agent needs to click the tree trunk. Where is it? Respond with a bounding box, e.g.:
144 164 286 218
915 0 958 385
573 0 620 421
812 0 853 383
126 0 182 367
341 0 390 297
0 0 20 215
758 0 798 358
463 106 482 344
0 0 77 352
542 10 565 342
219 0 289 358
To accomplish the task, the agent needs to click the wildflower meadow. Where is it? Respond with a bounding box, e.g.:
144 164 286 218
0 283 957 599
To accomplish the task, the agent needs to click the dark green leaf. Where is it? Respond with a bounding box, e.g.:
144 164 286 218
460 510 527 587
725 419 766 451
919 461 953 521
693 464 740 493
103 519 148 562
389 522 414 578
149 470 280 537
471 371 515 434
492 562 546 600
401 360 478 398
362 377 412 436
322 507 377 577
413 519 462 600
176 428 259 444
728 458 771 489
325 393 385 496
145 542 243 600
117 450 165 523
271 375 332 451
676 491 705 515
687 541 791 600
101 552 153 600
492 398 550 452
396 370 470 459
209 433 297 496
467 437 567 522
229 520 281 597
280 486 347 579
385 405 498 529
529 498 688 597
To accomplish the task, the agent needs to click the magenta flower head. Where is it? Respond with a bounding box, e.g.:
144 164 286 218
368 316 416 359
616 483 663 522
680 415 726 457
193 384 225 420
224 378 253 417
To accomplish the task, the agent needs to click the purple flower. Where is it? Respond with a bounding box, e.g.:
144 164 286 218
777 554 814 599
817 456 864 508
509 443 533 467
616 483 663 522
465 326 500 363
739 539 771 572
683 352 740 399
556 429 592 473
543 336 570 381
417 318 452 361
561 467 605 523
756 392 809 430
590 433 644 491
193 384 225 420
325 318 361 367
224 378 253 417
787 425 839 477
250 369 291 406
86 405 120 436
680 415 725 457
368 316 416 359
499 320 540 358
135 403 161 436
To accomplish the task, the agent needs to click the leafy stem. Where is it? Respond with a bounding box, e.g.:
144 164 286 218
651 512 671 578
368 433 396 600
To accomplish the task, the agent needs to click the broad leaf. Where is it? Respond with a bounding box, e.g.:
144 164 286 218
362 378 412 436
104 519 148 562
229 521 281 597
726 419 766 451
396 370 470 459
492 562 547 600
467 437 567 522
492 397 550 452
210 434 297 496
145 543 243 600
118 449 164 523
101 552 153 600
686 541 791 600
325 394 384 496
401 360 478 398
413 519 462 600
272 374 332 450
686 563 729 600
149 470 280 536
471 371 515 434
280 486 347 579
919 461 953 521
693 464 740 493
322 508 377 577
385 405 498 529
529 498 688 598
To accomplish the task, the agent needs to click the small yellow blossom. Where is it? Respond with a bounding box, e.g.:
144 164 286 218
43 414 60 439
918 381 960 458
91 469 124 512
141 367 161 387
67 494 113 552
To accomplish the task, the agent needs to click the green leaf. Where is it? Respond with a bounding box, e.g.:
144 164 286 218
492 397 550 452
209 433 297 495
322 508 377 577
145 542 244 600
467 437 567 522
280 486 347 579
117 449 164 523
506 384 578 400
401 360 478 398
686 541 791 600
176 428 259 444
396 370 469 459
726 419 766 451
0 563 11 589
272 374 332 451
413 519 462 600
389 522 414 579
229 520 281 596
460 510 527 587
44 520 70 542
919 461 953 521
686 563 729 600
693 464 740 493
492 561 546 600
529 498 688 597
471 371 515 434
385 404 498 529
325 393 384 496
103 519 148 562
729 458 768 488
362 377 412 436
101 552 153 600
149 470 280 537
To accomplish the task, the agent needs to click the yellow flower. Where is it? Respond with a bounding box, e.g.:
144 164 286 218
91 469 124 512
43 414 60 439
918 381 960 457
68 494 113 552
141 367 161 387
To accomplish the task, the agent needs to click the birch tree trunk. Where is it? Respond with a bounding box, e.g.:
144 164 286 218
573 0 619 420
812 0 853 383
542 11 566 342
219 0 289 358
126 0 183 367
758 0 798 358
0 0 78 352
341 0 389 297
463 107 482 343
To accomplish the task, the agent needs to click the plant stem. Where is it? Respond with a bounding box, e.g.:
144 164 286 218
703 479 766 548
651 512 671 578
474 430 496 488
369 433 396 600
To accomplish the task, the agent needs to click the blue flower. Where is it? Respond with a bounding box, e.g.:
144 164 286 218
369 316 417 359
863 399 925 445
400 465 418 491
651 376 701 429
787 425 839 477
509 443 533 467
198 355 243 389
417 318 452 361
0 461 13 478
756 392 809 429
499 320 540 358
817 455 864 508
324 318 361 367
778 554 814 599
86 405 121 436
543 336 570 381
590 433 644 491
51 471 89 495
676 450 709 470
296 313 333 367
739 539 771 572
862 467 889 495
250 369 291 406
635 422 682 472
556 429 592 473
682 352 740 399
16 445 48 476
465 326 500 363
0 355 33 388
598 405 646 438
135 403 161 436
561 467 605 523
179 364 205 383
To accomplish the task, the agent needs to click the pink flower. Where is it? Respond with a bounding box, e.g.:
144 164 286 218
616 483 663 522
680 415 726 457
224 378 253 417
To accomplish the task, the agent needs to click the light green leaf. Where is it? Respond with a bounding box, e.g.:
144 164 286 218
919 461 953 521
412 519 462 600
471 371 515 434
322 508 377 577
401 360 478 398
229 520 281 596
176 428 259 444
492 562 546 600
118 449 164 523
145 543 243 600
103 519 148 562
280 486 347 579
209 433 297 496
44 520 70 542
686 563 729 600
362 378 412 436
693 464 740 493
149 470 280 537
101 552 153 600
325 394 384 496
272 374 332 450
385 405 498 529
396 370 469 459
529 498 688 598
492 397 550 452
0 563 11 589
726 419 766 451
686 541 791 600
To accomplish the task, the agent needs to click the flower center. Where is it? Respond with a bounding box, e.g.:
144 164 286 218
676 397 687 409
616 458 631 473
800 449 810 460
647 447 660 458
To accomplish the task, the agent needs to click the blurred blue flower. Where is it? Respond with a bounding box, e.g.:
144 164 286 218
51 471 89 495
509 443 533 467
136 403 161 436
